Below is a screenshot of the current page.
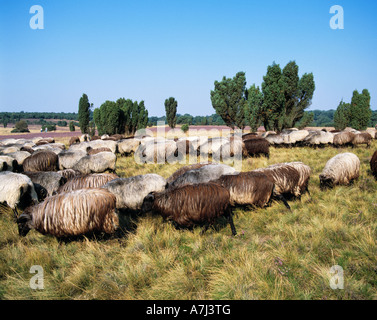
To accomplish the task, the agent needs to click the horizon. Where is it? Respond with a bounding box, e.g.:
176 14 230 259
1 0 376 115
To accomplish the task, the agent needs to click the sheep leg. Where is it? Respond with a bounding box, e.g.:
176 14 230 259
200 223 209 236
226 208 237 236
273 192 291 210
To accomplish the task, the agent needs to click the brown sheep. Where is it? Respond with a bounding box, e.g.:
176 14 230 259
254 164 303 199
243 138 270 158
20 146 34 154
242 133 258 141
370 151 377 179
141 183 237 236
215 172 291 209
17 188 119 238
69 136 80 146
352 133 372 148
58 173 119 193
23 150 59 172
35 140 49 146
333 132 355 147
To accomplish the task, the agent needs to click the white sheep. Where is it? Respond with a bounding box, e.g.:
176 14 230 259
319 153 360 189
0 172 38 211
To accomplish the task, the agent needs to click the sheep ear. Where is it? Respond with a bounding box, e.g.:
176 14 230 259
145 193 155 201
17 213 29 223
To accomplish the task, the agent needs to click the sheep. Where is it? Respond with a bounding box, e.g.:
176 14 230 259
198 137 229 157
175 139 196 156
319 153 360 189
72 152 117 174
58 150 87 170
265 134 284 147
366 128 376 139
166 164 237 190
117 139 141 155
58 173 119 193
243 138 270 158
281 162 312 196
286 130 310 146
135 140 179 164
304 131 334 147
102 174 167 211
57 169 82 180
87 140 117 153
69 136 80 146
242 133 258 141
20 146 35 154
254 164 302 198
16 188 119 238
24 171 67 200
214 171 291 210
220 138 247 161
370 151 377 179
80 134 90 142
166 163 210 184
0 155 19 172
0 172 38 212
35 140 49 146
351 133 372 148
32 145 64 155
22 150 59 172
6 151 32 166
141 182 237 236
333 132 355 147
86 146 113 155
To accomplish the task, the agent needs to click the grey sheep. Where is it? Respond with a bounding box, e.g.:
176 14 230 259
24 171 67 201
166 164 237 190
72 152 117 174
102 174 167 211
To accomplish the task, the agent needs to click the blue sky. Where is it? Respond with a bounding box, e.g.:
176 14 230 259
0 0 376 116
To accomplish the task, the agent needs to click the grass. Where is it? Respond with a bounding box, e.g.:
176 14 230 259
1 140 377 300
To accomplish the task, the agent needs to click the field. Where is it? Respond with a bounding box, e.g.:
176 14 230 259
1 135 377 300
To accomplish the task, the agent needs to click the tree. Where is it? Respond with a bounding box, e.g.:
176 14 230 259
11 120 29 133
348 89 372 130
210 71 247 129
78 93 91 134
245 84 263 132
246 61 315 132
181 123 189 133
69 121 75 132
333 90 372 131
93 98 149 136
165 97 178 129
281 62 315 128
334 100 350 130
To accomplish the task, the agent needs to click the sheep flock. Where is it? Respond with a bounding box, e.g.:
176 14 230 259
1 126 376 241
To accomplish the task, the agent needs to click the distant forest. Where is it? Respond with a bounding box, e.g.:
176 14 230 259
1 110 377 129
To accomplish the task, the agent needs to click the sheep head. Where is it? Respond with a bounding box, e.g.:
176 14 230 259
141 193 155 214
17 211 33 237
